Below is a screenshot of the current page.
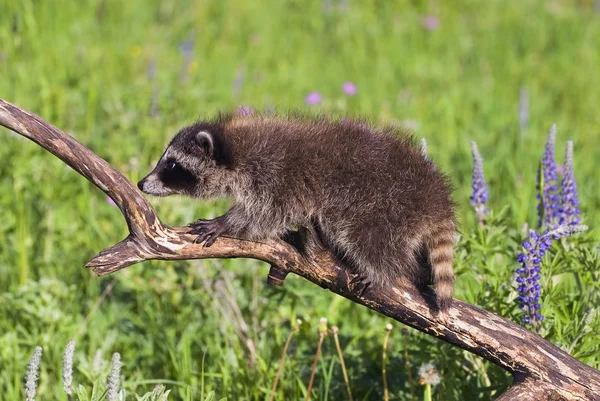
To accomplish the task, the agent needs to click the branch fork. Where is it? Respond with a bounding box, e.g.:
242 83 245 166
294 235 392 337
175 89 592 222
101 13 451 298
1 98 599 400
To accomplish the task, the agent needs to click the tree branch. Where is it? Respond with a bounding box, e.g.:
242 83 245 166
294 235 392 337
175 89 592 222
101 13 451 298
1 98 599 400
494 376 565 401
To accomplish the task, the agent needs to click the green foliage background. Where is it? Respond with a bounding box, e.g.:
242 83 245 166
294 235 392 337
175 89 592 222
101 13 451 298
1 0 599 400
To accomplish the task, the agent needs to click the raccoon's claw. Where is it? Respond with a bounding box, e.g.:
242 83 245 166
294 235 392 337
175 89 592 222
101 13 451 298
187 219 211 231
203 232 221 247
188 219 226 247
348 274 372 297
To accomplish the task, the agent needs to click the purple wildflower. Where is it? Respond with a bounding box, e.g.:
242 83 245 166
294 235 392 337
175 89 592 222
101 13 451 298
178 40 194 59
178 39 195 82
470 141 488 226
537 124 560 228
422 16 439 31
150 85 160 118
519 87 529 131
232 69 246 97
558 141 581 226
305 91 322 105
147 59 157 80
236 106 254 117
342 81 357 96
148 59 159 117
106 195 117 207
516 224 587 327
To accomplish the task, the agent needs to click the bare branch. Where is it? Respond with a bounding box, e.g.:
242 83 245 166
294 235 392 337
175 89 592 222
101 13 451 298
495 376 567 401
1 97 599 400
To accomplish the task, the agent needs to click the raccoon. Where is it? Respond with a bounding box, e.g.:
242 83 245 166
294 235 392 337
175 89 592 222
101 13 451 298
138 114 457 311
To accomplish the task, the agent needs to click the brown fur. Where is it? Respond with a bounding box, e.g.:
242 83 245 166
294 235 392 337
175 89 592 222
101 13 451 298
138 113 457 311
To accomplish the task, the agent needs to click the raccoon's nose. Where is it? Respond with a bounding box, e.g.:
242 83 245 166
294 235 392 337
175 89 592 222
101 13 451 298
137 178 146 191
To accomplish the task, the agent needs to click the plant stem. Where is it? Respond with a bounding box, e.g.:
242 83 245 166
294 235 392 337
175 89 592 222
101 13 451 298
268 326 298 401
424 383 432 401
403 329 416 401
305 332 326 401
332 327 353 401
383 325 392 401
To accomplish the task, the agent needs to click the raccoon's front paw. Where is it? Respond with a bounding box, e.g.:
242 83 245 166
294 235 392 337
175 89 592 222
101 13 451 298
188 218 228 247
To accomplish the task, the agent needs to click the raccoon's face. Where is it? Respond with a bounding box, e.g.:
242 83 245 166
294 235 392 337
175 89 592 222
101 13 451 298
138 128 220 198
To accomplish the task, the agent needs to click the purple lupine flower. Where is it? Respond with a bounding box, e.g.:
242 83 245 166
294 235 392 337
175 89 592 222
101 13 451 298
342 81 357 96
236 106 254 117
516 224 587 327
147 59 157 80
422 16 439 31
537 124 560 228
178 39 194 59
150 85 160 118
323 0 349 13
558 141 581 226
106 195 117 207
148 59 160 117
305 91 322 105
232 69 246 97
519 87 529 131
470 141 489 226
178 39 195 82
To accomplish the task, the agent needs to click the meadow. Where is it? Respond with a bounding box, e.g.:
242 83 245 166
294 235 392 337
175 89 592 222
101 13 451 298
1 0 600 400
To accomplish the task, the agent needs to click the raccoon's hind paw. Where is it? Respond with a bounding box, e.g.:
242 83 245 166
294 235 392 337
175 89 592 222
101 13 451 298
188 218 228 247
348 273 372 297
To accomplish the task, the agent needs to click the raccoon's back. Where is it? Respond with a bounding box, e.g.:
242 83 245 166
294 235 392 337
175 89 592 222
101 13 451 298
301 120 453 224
223 116 454 222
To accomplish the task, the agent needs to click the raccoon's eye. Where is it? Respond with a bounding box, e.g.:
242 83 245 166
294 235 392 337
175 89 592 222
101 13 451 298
166 161 177 170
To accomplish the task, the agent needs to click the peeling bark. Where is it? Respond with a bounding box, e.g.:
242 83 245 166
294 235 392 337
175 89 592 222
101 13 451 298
1 98 599 400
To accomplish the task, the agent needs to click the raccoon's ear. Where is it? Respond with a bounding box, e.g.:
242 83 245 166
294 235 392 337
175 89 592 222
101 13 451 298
195 130 214 156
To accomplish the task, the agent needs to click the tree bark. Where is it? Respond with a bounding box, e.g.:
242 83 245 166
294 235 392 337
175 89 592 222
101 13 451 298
1 98 599 400
494 376 569 401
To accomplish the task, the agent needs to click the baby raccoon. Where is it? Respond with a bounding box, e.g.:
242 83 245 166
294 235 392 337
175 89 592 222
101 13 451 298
138 114 457 311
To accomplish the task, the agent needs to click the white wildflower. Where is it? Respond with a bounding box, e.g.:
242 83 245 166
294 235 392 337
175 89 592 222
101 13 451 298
418 362 441 386
62 339 76 397
25 346 43 401
92 349 103 375
107 352 121 401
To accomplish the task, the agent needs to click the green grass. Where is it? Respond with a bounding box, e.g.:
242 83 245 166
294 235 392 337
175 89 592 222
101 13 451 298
1 0 600 400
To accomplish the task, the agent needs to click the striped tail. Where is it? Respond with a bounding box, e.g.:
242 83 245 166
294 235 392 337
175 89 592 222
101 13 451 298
428 224 456 312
